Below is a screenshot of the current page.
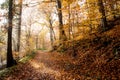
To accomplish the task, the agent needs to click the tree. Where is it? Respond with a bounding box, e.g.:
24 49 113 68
16 0 23 52
62 0 74 40
56 0 67 43
98 0 107 31
40 2 56 49
7 0 16 68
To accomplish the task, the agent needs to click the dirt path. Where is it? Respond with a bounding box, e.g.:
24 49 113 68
3 51 81 80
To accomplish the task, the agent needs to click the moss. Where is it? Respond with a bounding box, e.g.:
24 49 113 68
0 50 36 79
0 66 17 78
19 50 36 63
37 48 46 51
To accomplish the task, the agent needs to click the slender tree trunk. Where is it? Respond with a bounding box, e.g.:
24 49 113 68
71 11 75 38
49 20 54 48
50 28 54 48
7 0 16 68
42 37 45 49
13 38 17 51
50 22 56 40
86 0 92 33
109 1 117 19
52 29 56 40
56 0 67 42
35 35 38 49
68 3 71 40
98 0 107 31
16 0 23 52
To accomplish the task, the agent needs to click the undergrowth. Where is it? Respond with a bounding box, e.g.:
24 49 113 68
0 50 36 79
19 50 36 63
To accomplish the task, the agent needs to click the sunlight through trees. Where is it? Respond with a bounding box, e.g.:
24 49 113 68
0 0 120 79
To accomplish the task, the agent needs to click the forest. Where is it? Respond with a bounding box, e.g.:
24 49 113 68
0 0 120 79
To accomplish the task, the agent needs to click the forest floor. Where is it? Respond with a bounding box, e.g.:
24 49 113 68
1 51 88 80
1 23 120 80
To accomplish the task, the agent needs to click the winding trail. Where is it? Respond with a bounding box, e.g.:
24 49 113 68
3 51 81 80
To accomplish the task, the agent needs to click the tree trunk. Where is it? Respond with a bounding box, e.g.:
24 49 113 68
68 3 71 40
98 0 107 31
109 0 117 19
49 20 54 48
16 0 23 52
7 0 16 68
35 35 39 49
86 0 92 33
50 28 54 48
42 37 45 49
56 0 67 42
52 29 56 40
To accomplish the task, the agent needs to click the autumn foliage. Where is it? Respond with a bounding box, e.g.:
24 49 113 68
0 0 120 79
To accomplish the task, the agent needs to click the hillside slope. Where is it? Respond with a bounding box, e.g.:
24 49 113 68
63 22 120 79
